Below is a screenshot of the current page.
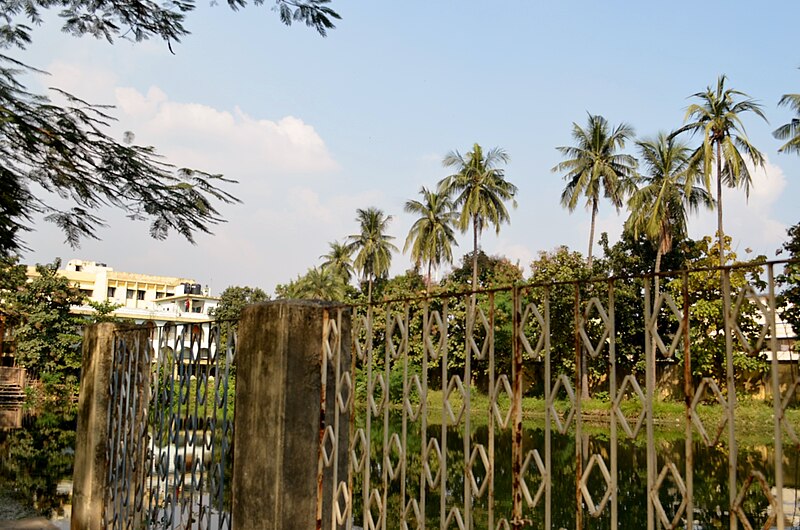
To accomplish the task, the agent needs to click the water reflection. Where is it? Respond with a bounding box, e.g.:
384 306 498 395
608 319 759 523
0 405 75 521
354 418 800 530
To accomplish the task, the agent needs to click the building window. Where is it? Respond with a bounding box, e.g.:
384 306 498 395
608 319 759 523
107 287 116 298
155 292 164 299
126 289 135 299
74 265 82 272
137 290 146 300
79 289 93 298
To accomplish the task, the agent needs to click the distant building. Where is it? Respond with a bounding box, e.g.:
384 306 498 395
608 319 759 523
26 259 219 324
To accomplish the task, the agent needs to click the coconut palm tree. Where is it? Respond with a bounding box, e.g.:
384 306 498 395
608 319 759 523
437 143 517 294
320 241 354 283
403 187 458 293
553 114 637 268
346 207 398 302
294 267 348 301
625 133 714 292
674 75 767 266
773 93 800 155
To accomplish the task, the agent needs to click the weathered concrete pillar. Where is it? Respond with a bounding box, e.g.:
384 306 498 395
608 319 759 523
71 323 116 530
232 300 351 530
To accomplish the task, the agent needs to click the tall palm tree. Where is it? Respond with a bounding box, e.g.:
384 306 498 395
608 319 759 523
437 143 517 294
346 207 398 302
403 187 458 293
625 133 714 292
773 93 800 155
320 240 354 283
553 114 637 268
674 75 767 266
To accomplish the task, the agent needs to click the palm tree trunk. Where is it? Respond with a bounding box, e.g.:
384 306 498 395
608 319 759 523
472 214 479 294
581 198 597 400
367 277 373 304
587 197 598 269
716 141 725 267
426 260 433 295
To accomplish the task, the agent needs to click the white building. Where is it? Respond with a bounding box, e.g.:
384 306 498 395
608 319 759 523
27 259 219 324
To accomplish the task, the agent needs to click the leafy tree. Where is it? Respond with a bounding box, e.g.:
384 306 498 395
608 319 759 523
210 285 270 322
553 114 637 268
438 143 517 295
528 246 594 393
665 236 768 384
773 92 800 155
4 260 85 399
403 187 458 293
439 252 522 385
777 222 800 335
347 207 398 303
625 132 713 291
0 0 340 256
675 75 767 266
320 240 354 283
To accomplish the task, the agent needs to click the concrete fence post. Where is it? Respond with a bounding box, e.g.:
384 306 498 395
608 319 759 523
71 323 116 530
232 300 351 530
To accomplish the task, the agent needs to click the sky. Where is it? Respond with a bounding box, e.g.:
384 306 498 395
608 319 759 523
17 1 800 294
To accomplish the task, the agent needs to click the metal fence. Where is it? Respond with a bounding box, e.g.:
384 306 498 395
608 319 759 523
318 260 799 530
104 321 236 530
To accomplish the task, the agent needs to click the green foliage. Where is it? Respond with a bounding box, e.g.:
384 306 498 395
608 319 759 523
347 207 398 301
777 221 800 333
210 285 269 322
665 236 768 383
85 299 123 323
3 260 85 400
0 0 339 256
403 187 458 291
773 93 800 155
553 114 637 266
438 143 517 291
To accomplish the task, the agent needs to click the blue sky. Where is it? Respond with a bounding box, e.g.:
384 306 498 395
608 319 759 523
20 1 800 293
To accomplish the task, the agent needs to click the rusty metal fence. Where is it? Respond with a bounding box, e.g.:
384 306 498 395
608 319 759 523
104 322 236 530
318 260 799 530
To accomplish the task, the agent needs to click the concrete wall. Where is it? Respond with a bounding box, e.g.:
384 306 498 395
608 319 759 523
232 300 351 530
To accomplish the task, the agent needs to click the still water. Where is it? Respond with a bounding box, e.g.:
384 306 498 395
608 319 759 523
0 406 75 523
355 421 800 530
0 407 797 529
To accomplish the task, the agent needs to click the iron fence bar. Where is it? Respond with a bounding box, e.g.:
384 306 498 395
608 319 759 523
363 305 373 530
511 287 523 530
348 307 358 530
399 302 409 530
768 264 786 530
573 284 583 530
420 302 430 530
544 287 552 530
608 281 618 530
488 291 496 530
722 269 738 530
331 308 344 530
440 299 449 530
382 304 391 530
683 271 694 530
644 279 655 530
465 294 474 530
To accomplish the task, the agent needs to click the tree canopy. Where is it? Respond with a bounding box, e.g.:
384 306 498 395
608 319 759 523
0 0 339 257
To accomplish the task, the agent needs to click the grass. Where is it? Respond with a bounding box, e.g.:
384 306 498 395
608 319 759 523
397 389 800 444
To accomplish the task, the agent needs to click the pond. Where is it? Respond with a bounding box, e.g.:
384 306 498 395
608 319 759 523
0 405 75 526
0 405 797 530
353 419 800 530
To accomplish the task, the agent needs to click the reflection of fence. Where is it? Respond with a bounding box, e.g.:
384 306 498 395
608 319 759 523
322 260 799 530
73 321 236 530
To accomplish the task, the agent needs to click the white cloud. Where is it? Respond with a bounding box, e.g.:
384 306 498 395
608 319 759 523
689 157 788 258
